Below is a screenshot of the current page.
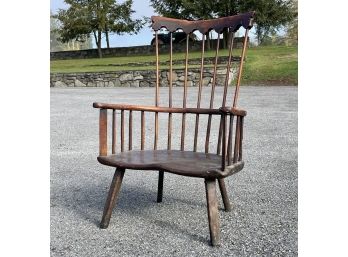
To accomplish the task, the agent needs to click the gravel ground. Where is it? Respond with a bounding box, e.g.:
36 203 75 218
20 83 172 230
51 86 297 256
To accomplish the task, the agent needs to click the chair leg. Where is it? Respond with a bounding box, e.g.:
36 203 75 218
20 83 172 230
205 179 221 246
157 171 164 203
100 168 125 229
218 178 232 212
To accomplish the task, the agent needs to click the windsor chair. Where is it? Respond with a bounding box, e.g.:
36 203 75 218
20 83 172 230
93 12 255 246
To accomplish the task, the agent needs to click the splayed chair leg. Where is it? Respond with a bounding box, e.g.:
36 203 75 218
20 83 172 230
100 168 125 229
218 178 232 212
157 171 164 203
205 179 221 246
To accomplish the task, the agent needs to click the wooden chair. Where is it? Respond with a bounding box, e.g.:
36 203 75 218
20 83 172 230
93 12 255 246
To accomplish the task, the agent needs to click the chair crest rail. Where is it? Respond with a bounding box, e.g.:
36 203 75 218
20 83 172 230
151 12 255 34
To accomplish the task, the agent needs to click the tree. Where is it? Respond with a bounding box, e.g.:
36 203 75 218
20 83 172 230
51 11 65 52
285 0 298 45
55 0 144 58
238 0 294 45
50 11 93 52
150 0 296 46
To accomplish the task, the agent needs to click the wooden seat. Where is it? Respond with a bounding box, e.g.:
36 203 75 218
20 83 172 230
98 150 244 179
93 12 255 246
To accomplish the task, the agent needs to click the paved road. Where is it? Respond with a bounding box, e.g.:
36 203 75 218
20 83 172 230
51 86 297 256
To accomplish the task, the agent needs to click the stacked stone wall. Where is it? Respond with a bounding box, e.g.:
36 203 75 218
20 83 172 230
50 66 238 88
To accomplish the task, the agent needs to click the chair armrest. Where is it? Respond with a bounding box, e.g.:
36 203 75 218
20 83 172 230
220 161 245 178
219 106 247 116
93 102 222 115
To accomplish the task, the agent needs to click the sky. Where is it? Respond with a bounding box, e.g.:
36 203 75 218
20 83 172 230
50 0 257 48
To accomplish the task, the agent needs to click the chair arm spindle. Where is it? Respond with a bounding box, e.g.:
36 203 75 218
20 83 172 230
99 109 108 156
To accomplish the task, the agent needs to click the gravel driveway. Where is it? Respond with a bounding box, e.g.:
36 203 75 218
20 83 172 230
51 86 297 256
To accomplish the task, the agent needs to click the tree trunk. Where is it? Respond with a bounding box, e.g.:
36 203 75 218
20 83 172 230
93 30 98 45
105 24 110 49
256 27 262 46
105 30 110 49
206 33 211 50
228 29 233 48
222 29 228 49
97 30 102 58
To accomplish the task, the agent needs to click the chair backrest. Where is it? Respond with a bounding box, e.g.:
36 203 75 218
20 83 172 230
150 12 255 155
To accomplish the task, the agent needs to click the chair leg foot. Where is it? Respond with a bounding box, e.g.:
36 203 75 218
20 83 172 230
205 179 221 246
157 171 164 203
100 168 125 229
218 178 232 212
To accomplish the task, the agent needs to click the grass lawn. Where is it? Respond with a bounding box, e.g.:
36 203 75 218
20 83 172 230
50 45 297 85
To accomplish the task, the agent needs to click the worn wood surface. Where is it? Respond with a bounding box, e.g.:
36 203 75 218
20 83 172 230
98 150 223 178
112 110 116 154
218 178 232 212
157 171 164 203
100 168 125 229
205 179 221 246
151 12 255 34
93 103 240 115
99 109 107 156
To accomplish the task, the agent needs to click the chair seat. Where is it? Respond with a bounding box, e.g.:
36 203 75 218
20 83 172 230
98 150 226 178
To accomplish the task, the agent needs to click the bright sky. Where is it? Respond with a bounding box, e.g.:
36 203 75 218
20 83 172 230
50 0 257 48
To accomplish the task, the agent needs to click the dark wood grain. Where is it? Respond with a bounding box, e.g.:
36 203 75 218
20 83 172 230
233 29 250 107
112 110 116 154
121 110 124 152
233 116 241 163
98 150 244 179
180 35 189 151
181 113 186 151
151 12 255 34
167 113 172 150
129 110 132 151
154 112 158 150
194 36 206 152
100 168 125 229
222 32 235 107
205 115 212 153
205 179 221 246
157 171 164 203
168 33 173 150
227 115 234 166
93 103 225 115
141 111 145 150
99 109 107 156
221 114 227 170
155 31 159 107
239 117 244 161
205 37 220 154
218 179 232 212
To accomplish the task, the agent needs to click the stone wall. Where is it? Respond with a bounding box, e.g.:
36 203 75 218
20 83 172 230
50 43 201 60
50 66 238 88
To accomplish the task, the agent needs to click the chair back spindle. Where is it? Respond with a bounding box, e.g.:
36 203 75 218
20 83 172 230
167 32 173 150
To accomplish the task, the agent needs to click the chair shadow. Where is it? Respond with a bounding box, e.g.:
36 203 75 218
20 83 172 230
152 219 208 244
52 178 210 244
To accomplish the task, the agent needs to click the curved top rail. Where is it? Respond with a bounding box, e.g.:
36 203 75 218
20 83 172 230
151 11 255 34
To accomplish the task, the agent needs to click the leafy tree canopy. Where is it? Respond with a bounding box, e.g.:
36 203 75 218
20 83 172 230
150 0 297 45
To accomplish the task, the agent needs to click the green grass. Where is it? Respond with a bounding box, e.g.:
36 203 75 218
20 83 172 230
50 45 297 85
243 45 297 84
